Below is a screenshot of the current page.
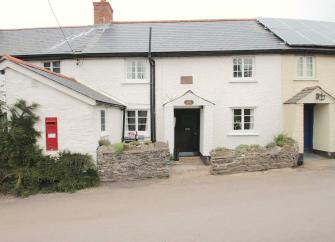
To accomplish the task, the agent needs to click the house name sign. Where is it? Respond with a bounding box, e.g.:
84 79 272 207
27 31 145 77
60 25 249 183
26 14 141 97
316 92 326 101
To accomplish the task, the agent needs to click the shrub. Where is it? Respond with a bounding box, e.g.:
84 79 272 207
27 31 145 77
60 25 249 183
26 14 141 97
114 142 125 154
265 142 277 149
0 100 100 197
98 138 111 147
144 140 152 145
129 140 140 147
274 134 295 147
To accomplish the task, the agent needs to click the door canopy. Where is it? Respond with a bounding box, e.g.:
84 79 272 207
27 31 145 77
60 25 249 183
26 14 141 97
285 86 335 104
163 90 215 107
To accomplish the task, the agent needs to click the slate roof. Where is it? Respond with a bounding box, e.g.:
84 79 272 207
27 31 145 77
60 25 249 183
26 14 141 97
258 18 335 48
0 20 288 57
1 55 125 107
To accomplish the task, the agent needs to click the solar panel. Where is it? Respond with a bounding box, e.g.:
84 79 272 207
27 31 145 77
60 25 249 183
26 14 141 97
257 18 335 47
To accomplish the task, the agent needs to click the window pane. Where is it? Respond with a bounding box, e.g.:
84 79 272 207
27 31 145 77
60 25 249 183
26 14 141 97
297 57 304 77
138 117 147 124
244 123 253 130
43 62 51 70
128 125 136 131
138 124 147 131
53 67 61 73
243 58 253 78
138 110 147 117
233 58 242 78
234 123 242 130
306 56 314 77
52 61 60 68
234 109 242 115
127 111 135 117
127 118 136 124
100 110 106 132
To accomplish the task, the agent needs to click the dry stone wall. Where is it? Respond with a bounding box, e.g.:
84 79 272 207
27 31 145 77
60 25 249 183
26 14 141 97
210 144 299 175
97 143 170 182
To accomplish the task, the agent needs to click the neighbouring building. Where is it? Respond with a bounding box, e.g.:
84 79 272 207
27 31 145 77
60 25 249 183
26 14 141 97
0 1 334 160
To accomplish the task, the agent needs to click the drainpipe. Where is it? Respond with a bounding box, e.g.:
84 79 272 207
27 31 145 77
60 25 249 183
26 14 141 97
121 107 126 142
148 27 156 142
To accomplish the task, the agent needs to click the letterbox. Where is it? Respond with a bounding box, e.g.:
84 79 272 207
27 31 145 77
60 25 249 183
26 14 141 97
45 117 58 151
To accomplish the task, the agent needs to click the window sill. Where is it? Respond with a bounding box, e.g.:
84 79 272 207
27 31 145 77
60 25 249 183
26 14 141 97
100 132 108 137
227 132 259 136
293 78 318 82
229 79 257 83
121 80 149 85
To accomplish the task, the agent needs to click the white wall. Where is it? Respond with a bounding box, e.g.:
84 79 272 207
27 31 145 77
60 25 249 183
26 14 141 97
4 68 123 160
155 55 283 150
31 54 283 152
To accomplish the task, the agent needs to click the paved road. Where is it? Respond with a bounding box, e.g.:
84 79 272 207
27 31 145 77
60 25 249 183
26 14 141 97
1 158 335 242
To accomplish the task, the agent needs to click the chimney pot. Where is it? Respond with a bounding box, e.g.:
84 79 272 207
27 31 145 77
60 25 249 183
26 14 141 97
93 0 113 25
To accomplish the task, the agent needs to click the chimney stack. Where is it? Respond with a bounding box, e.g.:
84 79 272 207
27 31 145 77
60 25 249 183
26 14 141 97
93 0 113 25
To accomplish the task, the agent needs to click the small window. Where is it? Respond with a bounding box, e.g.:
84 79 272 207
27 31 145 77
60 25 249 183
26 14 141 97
233 108 254 131
126 110 148 132
233 57 254 79
297 56 315 79
43 61 61 73
127 60 147 81
100 110 106 132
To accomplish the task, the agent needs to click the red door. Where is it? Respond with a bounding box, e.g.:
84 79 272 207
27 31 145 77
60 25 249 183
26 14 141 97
45 117 58 151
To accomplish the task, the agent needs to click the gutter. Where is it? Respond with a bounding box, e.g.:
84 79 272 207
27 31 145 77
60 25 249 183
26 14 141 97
148 27 156 143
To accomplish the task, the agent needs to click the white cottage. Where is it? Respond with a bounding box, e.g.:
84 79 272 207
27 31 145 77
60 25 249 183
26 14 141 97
1 0 335 161
0 55 125 159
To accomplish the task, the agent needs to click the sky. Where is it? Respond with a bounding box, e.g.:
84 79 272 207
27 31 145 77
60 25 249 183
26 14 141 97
0 0 335 29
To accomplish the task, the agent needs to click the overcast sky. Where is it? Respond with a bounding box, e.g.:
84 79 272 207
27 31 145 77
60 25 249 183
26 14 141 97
1 0 334 29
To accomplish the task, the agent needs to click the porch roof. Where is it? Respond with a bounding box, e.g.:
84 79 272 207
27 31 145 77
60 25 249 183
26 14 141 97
284 86 335 104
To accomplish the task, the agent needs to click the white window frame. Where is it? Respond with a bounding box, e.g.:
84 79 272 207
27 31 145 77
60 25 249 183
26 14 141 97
296 56 316 80
232 56 256 82
125 59 148 83
43 61 61 73
229 107 258 136
126 110 149 136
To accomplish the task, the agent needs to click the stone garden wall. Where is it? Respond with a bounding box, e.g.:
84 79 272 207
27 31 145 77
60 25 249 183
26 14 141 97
210 144 299 175
97 142 170 182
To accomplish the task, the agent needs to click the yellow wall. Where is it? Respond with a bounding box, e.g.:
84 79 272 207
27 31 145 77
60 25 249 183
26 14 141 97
282 55 335 153
313 104 330 152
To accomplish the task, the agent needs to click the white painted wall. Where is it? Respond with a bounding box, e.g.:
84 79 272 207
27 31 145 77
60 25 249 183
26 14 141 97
155 55 283 151
31 54 283 154
4 68 123 161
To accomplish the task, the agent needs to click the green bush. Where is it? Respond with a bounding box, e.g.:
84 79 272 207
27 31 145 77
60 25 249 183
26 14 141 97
98 138 111 147
265 142 277 149
273 134 295 147
114 142 125 154
0 100 100 197
144 140 152 145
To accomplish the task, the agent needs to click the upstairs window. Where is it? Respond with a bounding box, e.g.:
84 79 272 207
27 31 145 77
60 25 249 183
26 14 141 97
126 110 148 132
233 57 254 79
127 60 147 81
43 61 61 73
297 56 315 79
233 108 254 131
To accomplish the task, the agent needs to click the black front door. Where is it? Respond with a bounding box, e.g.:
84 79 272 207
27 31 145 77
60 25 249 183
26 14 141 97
174 109 200 156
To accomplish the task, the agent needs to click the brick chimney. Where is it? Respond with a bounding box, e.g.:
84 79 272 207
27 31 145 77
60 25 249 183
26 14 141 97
93 0 113 25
